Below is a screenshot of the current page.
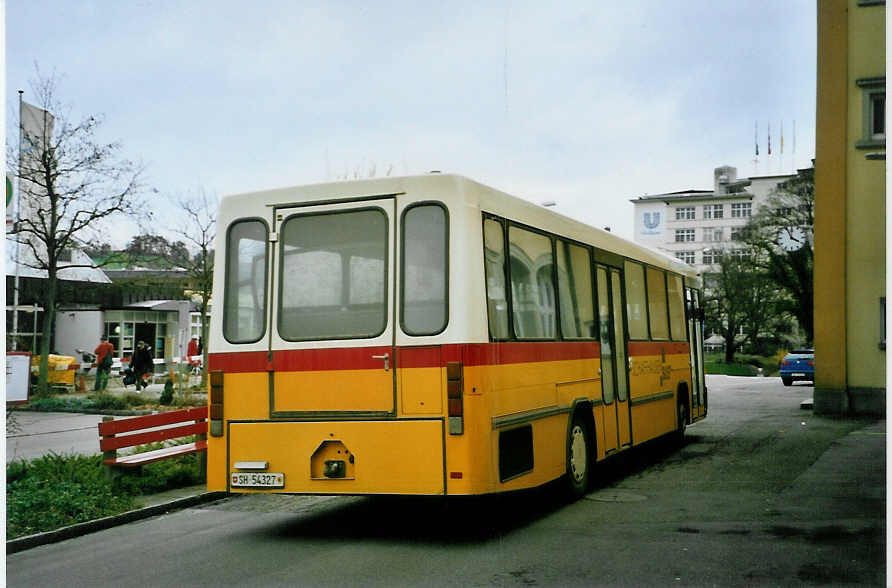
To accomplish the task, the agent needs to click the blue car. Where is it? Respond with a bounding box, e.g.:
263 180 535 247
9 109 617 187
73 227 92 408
780 349 814 386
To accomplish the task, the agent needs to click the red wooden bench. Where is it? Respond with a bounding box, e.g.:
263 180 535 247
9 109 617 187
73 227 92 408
98 406 208 469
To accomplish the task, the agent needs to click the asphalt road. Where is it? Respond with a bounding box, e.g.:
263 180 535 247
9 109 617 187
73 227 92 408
7 376 885 587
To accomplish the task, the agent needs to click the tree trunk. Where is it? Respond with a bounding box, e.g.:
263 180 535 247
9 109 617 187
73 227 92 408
36 268 58 395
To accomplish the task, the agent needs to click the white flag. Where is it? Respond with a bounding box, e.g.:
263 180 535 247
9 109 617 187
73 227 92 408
18 102 55 227
21 101 54 156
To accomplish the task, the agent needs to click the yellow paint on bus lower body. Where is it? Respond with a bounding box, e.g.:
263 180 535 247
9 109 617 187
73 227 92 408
226 420 444 495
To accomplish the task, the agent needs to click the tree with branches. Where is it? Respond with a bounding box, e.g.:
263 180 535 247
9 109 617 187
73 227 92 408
703 248 786 363
169 190 216 386
7 73 145 393
743 167 814 345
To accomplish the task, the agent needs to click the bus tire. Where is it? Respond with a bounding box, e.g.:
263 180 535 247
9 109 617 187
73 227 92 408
675 393 688 443
566 412 591 499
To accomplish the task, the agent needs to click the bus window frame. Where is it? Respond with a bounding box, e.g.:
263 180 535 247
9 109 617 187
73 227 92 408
482 214 513 341
222 217 270 345
645 265 671 341
623 259 651 342
400 201 450 337
555 237 597 340
506 221 561 341
276 206 390 343
482 213 598 343
666 271 687 341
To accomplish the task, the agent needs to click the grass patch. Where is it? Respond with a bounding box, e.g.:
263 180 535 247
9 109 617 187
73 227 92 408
6 446 204 540
23 388 204 413
704 353 780 377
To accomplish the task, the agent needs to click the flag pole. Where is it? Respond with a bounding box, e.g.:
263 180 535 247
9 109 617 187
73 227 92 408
12 90 23 350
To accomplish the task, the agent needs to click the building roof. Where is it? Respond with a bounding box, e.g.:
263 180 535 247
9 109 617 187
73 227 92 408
630 190 753 204
5 242 112 284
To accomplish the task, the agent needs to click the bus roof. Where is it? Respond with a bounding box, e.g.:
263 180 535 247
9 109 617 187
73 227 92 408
220 173 701 285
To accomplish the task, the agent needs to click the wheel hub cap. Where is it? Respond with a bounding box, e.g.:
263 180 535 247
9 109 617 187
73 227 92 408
570 425 586 482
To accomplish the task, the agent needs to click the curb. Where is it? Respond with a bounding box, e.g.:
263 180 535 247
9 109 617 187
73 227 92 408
7 491 230 555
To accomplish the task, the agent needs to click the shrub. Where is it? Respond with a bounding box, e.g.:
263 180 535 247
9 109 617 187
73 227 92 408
6 453 134 539
160 379 174 405
6 446 204 539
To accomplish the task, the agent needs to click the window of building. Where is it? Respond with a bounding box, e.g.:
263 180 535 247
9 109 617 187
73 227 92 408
508 226 556 339
675 251 695 264
646 267 669 340
675 206 695 220
703 227 723 242
731 227 743 241
556 240 595 339
624 261 649 340
675 229 695 242
702 249 720 265
401 203 448 336
703 204 724 219
729 249 752 262
856 77 885 148
731 202 752 218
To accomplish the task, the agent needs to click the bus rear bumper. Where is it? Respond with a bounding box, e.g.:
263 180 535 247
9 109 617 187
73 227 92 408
225 419 445 495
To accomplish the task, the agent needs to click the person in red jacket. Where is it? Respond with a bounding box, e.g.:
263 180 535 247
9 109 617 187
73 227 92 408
187 337 199 368
93 336 115 391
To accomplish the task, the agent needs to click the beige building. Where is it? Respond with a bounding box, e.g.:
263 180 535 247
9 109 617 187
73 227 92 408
813 0 885 415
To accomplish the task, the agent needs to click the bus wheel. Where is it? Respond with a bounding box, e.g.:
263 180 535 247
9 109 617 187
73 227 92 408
675 398 688 443
566 413 590 499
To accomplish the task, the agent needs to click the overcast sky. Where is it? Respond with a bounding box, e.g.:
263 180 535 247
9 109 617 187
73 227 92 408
6 1 816 243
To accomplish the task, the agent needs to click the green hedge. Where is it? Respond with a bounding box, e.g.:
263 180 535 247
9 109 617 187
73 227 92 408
6 447 204 540
704 353 780 377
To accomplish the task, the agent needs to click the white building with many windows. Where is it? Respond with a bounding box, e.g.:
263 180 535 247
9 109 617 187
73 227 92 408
630 166 796 273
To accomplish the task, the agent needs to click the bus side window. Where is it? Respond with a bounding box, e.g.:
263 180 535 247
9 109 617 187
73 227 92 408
223 219 268 343
624 261 649 340
667 274 686 341
508 226 556 339
402 204 448 336
556 240 595 339
483 219 510 339
646 267 670 340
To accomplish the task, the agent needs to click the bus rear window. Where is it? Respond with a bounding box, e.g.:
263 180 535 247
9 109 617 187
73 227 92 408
278 208 388 340
224 219 269 343
401 203 448 335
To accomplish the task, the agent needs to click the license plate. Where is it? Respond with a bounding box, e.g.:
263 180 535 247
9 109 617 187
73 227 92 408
792 373 806 377
231 472 284 488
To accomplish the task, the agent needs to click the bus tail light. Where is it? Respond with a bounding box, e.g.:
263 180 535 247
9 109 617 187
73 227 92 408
210 370 224 437
447 361 464 435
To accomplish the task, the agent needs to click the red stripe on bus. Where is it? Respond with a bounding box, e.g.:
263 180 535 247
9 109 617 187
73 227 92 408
627 341 690 356
273 346 392 371
209 341 602 373
460 341 600 366
208 351 270 372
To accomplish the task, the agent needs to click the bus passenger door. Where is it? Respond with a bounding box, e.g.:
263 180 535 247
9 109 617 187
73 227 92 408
597 265 632 454
686 288 706 420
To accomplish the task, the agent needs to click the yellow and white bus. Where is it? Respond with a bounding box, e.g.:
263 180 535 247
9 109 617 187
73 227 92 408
207 173 706 497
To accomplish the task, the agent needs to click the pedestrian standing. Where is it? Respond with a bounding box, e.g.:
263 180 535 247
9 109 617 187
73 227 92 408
132 341 154 392
93 336 115 391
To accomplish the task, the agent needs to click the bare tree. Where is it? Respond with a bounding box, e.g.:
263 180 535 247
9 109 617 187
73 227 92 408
7 73 145 393
169 189 216 386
